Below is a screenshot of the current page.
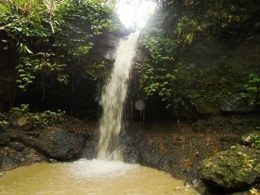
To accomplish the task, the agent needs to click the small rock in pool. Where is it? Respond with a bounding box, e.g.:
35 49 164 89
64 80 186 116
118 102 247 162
192 178 202 187
48 158 58 163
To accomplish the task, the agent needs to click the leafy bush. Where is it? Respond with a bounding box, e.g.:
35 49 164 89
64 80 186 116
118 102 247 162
0 0 119 90
10 104 65 128
238 74 260 107
138 0 260 117
0 120 9 127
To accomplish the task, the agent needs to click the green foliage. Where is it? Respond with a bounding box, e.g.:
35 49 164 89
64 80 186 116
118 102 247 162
27 109 65 128
10 104 65 128
140 52 246 114
167 0 260 47
0 120 9 127
174 0 260 45
10 104 30 119
138 0 260 117
85 61 109 81
0 0 119 90
250 134 260 149
238 74 260 107
16 57 36 90
139 25 178 107
15 53 69 89
184 59 246 110
243 133 260 149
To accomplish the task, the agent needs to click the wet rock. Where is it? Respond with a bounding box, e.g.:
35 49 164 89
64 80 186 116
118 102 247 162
177 135 185 142
9 141 26 151
80 136 96 159
198 145 260 192
9 130 33 146
0 132 10 146
121 133 139 163
192 115 260 134
48 158 58 163
194 102 221 115
157 154 173 170
17 116 27 126
185 167 192 175
220 94 253 113
35 128 86 160
0 156 17 170
9 115 32 131
0 145 47 171
192 178 203 187
16 116 32 131
132 48 146 70
123 148 138 163
137 149 161 168
21 147 46 163
137 139 161 168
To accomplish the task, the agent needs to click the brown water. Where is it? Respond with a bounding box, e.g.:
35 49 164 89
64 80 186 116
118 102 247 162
0 159 199 195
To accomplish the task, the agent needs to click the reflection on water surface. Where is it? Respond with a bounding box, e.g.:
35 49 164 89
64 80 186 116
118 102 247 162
0 159 199 195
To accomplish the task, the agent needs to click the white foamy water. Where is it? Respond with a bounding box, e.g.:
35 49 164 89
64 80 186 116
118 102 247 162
66 159 134 178
0 159 200 195
97 32 140 160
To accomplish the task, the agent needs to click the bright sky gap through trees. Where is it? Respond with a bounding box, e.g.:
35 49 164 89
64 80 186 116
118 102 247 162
115 0 156 29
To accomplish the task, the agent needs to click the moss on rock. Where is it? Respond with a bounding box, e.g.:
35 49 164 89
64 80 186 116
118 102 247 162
198 145 260 192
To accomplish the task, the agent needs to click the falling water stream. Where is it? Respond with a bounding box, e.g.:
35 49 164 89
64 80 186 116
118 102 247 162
96 32 140 161
0 33 199 195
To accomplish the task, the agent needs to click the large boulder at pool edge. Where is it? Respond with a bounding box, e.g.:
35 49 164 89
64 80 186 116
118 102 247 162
35 128 86 160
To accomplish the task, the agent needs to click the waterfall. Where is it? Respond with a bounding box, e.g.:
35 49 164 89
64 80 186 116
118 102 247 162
96 32 140 161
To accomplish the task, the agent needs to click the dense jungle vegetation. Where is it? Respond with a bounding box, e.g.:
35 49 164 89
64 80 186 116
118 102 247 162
138 0 260 120
0 0 260 120
0 0 118 90
0 0 120 117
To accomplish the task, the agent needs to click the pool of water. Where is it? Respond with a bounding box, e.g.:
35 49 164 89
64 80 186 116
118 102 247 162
0 159 199 195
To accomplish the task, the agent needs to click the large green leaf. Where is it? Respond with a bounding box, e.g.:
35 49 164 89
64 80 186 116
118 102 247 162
0 4 11 15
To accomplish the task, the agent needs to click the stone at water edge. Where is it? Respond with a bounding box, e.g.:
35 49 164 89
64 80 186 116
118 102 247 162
35 128 86 160
198 145 260 192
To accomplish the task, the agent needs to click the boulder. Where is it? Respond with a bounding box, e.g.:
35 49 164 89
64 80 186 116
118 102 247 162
198 145 260 192
35 128 86 160
220 94 253 113
9 130 33 146
9 115 32 131
9 141 26 151
0 132 10 146
0 146 46 171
